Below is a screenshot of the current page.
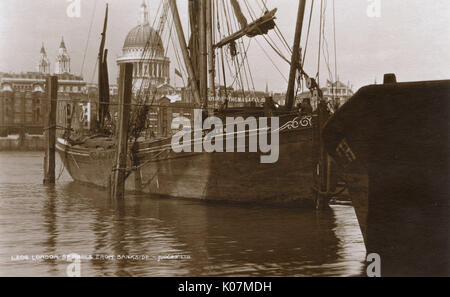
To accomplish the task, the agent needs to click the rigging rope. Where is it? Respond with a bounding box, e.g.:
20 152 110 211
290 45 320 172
260 0 292 54
225 0 247 98
333 0 338 90
317 0 324 83
90 58 98 83
246 0 291 64
80 0 98 77
302 0 315 68
227 0 253 98
220 0 240 90
320 0 335 84
255 38 288 83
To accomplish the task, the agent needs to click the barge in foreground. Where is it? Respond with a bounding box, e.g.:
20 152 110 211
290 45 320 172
322 74 449 276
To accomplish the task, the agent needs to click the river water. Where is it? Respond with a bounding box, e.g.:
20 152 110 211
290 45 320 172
0 151 366 277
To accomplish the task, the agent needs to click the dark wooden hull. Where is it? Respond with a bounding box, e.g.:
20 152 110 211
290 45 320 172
57 114 319 207
322 79 450 276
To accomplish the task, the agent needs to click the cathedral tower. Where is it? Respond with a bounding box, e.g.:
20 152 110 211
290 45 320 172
55 37 71 74
38 43 50 74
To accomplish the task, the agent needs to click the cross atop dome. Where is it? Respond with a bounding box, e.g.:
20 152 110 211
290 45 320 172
139 0 149 25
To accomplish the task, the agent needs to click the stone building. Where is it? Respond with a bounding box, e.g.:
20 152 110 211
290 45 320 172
0 40 86 137
294 80 354 112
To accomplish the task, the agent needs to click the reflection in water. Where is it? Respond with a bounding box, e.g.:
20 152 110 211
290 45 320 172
43 186 58 274
0 152 366 276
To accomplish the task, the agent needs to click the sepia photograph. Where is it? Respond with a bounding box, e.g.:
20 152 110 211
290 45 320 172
0 0 448 284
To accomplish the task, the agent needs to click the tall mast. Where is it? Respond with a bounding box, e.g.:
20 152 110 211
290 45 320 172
102 49 110 122
206 0 216 102
98 4 108 129
285 0 306 110
168 0 201 106
199 0 208 109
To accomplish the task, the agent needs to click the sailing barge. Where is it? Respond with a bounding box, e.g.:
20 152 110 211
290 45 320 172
56 0 332 207
57 113 317 205
322 74 450 276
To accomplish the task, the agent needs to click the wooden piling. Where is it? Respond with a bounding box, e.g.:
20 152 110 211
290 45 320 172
315 99 331 209
111 63 133 201
43 76 58 185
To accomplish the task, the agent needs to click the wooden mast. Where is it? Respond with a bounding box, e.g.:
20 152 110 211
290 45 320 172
285 0 306 110
168 0 202 106
98 4 109 130
199 0 208 109
102 49 110 123
206 0 216 103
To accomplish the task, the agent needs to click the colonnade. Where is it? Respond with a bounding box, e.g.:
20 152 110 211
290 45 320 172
132 60 170 79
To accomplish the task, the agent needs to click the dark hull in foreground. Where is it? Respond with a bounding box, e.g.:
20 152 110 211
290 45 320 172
57 114 319 207
323 78 450 276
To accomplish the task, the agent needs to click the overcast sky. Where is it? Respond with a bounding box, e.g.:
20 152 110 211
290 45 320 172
0 0 449 92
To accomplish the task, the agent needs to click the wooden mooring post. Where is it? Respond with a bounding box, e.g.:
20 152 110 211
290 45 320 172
43 76 58 185
111 63 133 201
315 99 332 210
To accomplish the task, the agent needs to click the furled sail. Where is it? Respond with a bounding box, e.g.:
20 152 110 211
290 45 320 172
214 4 277 49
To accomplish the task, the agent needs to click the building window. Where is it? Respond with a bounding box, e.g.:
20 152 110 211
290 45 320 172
35 108 40 123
